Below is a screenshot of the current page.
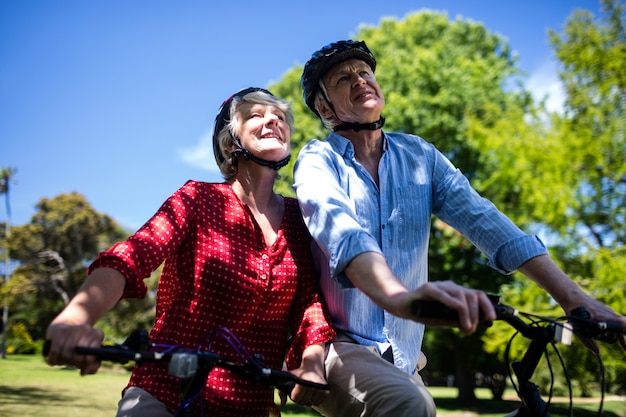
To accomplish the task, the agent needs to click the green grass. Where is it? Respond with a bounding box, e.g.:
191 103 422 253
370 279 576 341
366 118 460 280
1 355 624 417
0 354 128 417
0 355 317 417
429 386 626 417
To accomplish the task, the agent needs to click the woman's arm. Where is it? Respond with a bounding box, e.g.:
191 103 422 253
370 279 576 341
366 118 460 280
285 343 328 406
44 267 126 374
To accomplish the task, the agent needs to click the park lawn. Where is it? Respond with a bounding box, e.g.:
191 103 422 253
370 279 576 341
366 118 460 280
0 354 318 417
0 354 128 417
429 386 626 417
1 355 624 417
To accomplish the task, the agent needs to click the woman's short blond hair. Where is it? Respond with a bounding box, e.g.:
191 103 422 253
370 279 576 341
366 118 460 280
215 90 294 180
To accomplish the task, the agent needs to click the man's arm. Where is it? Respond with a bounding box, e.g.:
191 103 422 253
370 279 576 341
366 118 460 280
518 254 626 349
344 251 496 334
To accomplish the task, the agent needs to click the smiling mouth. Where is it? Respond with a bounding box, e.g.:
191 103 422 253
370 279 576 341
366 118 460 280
354 91 373 101
261 134 282 142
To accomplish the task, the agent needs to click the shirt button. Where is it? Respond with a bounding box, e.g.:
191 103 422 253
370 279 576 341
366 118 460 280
260 274 267 280
262 254 268 260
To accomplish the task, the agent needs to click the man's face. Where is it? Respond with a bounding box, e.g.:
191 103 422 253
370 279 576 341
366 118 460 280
320 58 385 124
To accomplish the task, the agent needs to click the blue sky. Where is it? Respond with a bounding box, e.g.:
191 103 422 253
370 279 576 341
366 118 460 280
1 0 603 231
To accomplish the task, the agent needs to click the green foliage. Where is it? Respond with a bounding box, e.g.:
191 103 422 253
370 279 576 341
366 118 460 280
360 11 518 171
5 321 43 354
9 192 126 269
5 192 130 340
547 0 626 252
466 101 574 229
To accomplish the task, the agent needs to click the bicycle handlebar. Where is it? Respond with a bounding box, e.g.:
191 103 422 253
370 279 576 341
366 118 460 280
410 295 626 344
43 334 330 396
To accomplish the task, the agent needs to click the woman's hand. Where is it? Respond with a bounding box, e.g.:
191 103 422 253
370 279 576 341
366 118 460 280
280 343 328 408
44 318 104 375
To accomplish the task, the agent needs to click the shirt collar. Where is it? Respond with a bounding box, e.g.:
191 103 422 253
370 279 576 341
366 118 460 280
327 131 388 159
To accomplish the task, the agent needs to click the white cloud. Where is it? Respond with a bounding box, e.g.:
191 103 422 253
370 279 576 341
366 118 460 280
178 130 220 172
526 58 566 114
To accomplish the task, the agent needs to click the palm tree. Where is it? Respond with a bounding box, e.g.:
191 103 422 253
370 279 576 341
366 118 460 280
1 167 16 358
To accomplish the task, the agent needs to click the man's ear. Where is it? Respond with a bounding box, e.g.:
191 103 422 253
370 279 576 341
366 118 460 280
316 99 333 119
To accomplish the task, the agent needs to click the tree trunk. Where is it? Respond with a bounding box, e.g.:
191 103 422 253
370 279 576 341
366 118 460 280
455 364 477 403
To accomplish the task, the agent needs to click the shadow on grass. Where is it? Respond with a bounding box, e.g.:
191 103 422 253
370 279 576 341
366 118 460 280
433 396 622 417
0 384 73 406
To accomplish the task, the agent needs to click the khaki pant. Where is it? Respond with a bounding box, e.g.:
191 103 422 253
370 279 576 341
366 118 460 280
313 339 436 417
116 386 173 417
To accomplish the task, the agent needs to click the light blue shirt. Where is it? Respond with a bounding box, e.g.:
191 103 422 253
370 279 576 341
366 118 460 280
293 131 547 374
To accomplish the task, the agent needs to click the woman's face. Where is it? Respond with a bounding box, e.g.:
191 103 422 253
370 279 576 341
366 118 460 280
236 102 291 162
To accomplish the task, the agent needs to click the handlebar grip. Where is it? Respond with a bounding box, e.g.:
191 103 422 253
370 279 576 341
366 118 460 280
410 300 460 322
598 321 626 335
42 341 136 365
569 306 626 343
410 296 517 327
74 345 136 364
276 380 297 395
264 368 330 393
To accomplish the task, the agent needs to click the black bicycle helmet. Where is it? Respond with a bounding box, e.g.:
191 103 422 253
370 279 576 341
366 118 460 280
212 87 290 170
301 40 377 116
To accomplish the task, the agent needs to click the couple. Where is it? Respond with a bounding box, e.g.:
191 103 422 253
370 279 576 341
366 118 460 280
45 40 626 417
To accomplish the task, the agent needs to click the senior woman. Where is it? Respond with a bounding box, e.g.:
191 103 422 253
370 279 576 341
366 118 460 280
45 87 335 417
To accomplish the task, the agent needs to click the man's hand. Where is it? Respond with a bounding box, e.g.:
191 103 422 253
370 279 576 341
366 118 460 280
400 281 497 335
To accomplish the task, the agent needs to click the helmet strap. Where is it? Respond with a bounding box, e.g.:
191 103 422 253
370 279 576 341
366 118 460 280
334 116 386 132
230 136 291 171
319 83 386 132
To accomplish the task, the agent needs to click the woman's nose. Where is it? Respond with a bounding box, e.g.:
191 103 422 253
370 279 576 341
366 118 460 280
265 113 279 126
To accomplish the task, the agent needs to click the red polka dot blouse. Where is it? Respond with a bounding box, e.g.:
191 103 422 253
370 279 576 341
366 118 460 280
88 181 335 416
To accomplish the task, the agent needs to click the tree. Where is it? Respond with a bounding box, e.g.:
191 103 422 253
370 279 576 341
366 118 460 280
547 0 626 394
6 192 130 340
548 0 625 254
1 166 17 358
470 0 626 395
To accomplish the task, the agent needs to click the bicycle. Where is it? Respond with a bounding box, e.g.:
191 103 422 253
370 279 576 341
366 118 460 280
411 295 626 417
43 326 329 417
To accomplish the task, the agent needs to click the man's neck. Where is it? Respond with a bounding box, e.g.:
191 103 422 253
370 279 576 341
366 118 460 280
338 129 383 186
340 128 383 159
